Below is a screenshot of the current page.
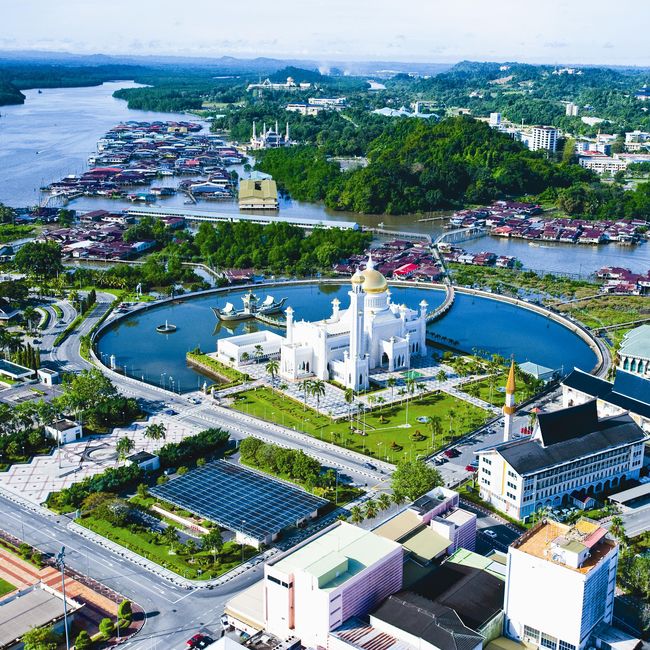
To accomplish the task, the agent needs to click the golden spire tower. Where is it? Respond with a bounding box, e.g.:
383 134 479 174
503 360 516 442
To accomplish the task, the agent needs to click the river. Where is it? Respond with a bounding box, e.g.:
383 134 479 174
1 82 649 275
96 283 596 392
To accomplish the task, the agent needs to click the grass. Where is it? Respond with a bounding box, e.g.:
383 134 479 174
231 387 490 461
555 295 650 346
460 374 538 407
0 577 16 597
449 263 598 300
186 351 250 385
37 307 50 330
52 304 63 318
0 224 34 242
457 481 526 529
79 515 257 580
53 305 96 346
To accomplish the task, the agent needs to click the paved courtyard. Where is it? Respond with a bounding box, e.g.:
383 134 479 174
0 412 202 505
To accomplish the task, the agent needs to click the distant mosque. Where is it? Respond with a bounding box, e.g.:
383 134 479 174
249 120 291 150
216 256 428 391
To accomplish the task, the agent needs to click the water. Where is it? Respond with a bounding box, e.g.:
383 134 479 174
96 283 596 392
1 82 648 275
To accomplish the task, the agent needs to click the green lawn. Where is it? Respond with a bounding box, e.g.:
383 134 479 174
0 577 16 597
461 375 536 407
231 387 490 462
79 516 257 580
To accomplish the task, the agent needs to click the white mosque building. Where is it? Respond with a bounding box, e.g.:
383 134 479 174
216 256 429 391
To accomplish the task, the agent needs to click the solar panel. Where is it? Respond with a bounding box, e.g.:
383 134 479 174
150 460 328 541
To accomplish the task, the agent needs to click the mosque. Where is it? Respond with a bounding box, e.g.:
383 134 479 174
216 256 429 391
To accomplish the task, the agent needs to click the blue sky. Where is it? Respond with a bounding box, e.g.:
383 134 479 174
3 0 649 65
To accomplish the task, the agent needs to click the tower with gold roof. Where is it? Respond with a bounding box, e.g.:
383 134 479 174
503 360 516 442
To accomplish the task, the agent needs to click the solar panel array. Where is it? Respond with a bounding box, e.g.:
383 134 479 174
150 460 328 541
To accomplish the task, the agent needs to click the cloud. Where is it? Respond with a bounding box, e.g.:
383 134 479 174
543 41 569 48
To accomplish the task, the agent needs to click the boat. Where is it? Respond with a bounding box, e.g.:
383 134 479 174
211 291 287 322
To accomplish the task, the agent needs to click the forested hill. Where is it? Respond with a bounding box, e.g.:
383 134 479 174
257 117 594 215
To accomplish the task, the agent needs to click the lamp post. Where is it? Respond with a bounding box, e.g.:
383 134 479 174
241 519 246 564
55 547 70 650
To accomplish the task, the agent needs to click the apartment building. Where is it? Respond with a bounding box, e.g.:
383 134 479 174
529 126 559 152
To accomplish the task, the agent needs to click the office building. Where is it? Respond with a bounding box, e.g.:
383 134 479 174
504 518 618 650
264 522 403 648
476 401 646 520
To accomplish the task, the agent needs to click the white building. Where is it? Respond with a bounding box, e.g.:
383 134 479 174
578 154 628 175
263 521 403 649
489 112 502 126
476 400 647 520
529 126 559 152
618 325 650 377
45 419 83 444
249 121 291 150
566 102 579 117
286 103 323 116
280 256 428 391
504 518 618 650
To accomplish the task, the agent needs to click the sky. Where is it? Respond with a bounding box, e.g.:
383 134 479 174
2 0 650 66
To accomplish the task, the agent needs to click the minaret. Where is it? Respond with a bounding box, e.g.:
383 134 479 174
285 122 290 142
285 306 294 344
331 298 340 321
503 360 516 442
275 119 279 134
252 120 257 140
348 271 366 390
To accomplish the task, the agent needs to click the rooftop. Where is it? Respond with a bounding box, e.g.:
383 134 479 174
620 324 650 359
331 617 414 650
372 592 484 650
271 522 401 590
48 418 79 432
511 518 615 574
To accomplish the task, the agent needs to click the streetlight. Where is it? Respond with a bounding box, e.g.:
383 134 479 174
160 372 166 388
55 547 71 650
241 519 246 564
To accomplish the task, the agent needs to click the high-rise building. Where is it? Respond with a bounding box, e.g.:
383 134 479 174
504 518 618 650
529 126 559 152
566 102 579 117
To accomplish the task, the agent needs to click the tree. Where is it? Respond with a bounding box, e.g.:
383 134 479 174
265 359 280 389
116 436 135 459
14 241 63 279
22 306 38 332
428 415 443 449
239 437 264 462
387 376 396 401
144 423 166 442
118 599 133 622
364 499 378 519
22 626 59 649
74 630 92 650
99 617 115 640
310 379 326 414
298 379 312 411
344 388 355 425
349 505 364 524
391 460 443 501
436 369 447 383
202 528 224 562
253 344 264 360
609 516 628 547
377 492 392 511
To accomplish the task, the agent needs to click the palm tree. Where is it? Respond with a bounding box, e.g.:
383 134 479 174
265 359 280 389
241 351 250 364
162 525 179 550
298 379 312 411
22 306 37 333
116 436 135 460
428 415 443 450
405 378 416 424
344 388 355 426
609 516 627 547
391 492 406 506
416 382 426 400
310 380 326 414
377 493 391 511
387 376 396 402
349 505 364 525
436 369 447 383
448 408 456 441
144 423 166 441
364 499 378 520
377 396 386 411
253 344 263 361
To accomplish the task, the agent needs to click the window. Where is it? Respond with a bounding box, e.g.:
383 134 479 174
507 469 516 478
541 633 558 650
507 492 516 500
484 458 492 466
507 481 517 490
523 626 540 643
483 468 492 476
559 642 575 650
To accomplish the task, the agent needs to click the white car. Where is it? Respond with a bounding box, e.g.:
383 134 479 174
484 530 498 539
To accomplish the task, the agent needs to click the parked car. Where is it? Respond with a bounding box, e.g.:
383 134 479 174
363 462 377 471
164 467 176 476
465 465 478 472
197 637 214 649
187 634 208 648
443 449 455 458
484 530 497 539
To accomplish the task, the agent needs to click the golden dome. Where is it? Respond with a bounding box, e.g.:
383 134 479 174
351 270 365 284
362 268 388 293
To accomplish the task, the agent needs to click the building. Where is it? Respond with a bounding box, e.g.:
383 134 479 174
217 256 428 392
489 112 502 126
263 521 403 648
561 368 650 432
566 102 579 117
126 451 160 472
308 97 347 108
0 359 33 383
618 325 650 377
37 367 60 387
529 126 559 152
238 179 279 211
504 518 618 650
375 487 477 563
45 419 83 444
249 122 291 150
285 103 323 116
247 77 311 92
476 401 647 520
0 583 83 650
578 154 628 175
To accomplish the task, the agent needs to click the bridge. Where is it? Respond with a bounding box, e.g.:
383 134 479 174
593 317 650 333
365 227 431 243
425 284 455 323
435 226 487 245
